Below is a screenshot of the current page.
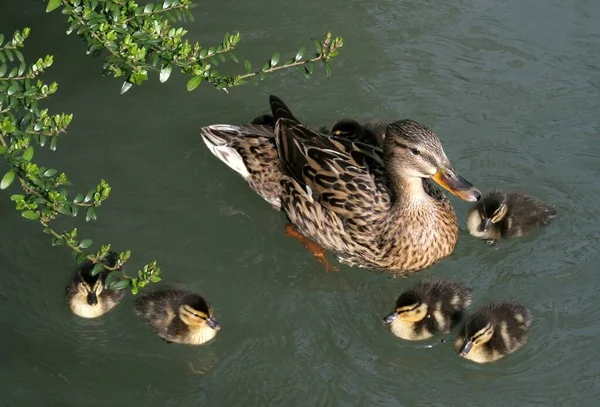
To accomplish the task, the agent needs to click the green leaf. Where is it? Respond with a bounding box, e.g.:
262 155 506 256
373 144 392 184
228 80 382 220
295 46 305 61
50 137 57 151
109 279 131 291
103 270 121 287
44 168 57 177
91 262 106 277
52 237 66 246
270 52 280 67
79 239 93 249
10 194 25 202
74 252 88 264
0 64 6 77
120 81 132 94
325 62 332 78
0 171 15 190
244 60 252 72
73 193 84 203
7 84 18 96
186 76 202 91
0 145 7 155
144 3 154 13
159 65 172 83
0 34 4 46
149 275 161 283
21 210 39 220
46 0 61 12
23 146 34 161
85 207 97 222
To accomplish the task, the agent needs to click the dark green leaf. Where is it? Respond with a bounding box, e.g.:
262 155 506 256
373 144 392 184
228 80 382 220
109 279 131 291
0 145 7 155
85 207 97 221
46 0 61 12
295 46 305 61
52 237 66 246
23 146 34 161
75 252 88 264
79 239 93 249
70 204 79 217
91 262 106 277
50 137 57 151
44 168 57 177
0 64 6 77
186 76 202 91
7 84 18 96
244 60 252 72
325 62 332 78
0 171 15 190
21 210 39 220
144 3 154 13
0 34 4 46
271 53 280 67
73 193 84 203
103 270 122 287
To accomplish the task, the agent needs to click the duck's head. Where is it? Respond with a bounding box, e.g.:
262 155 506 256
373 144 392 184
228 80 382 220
179 300 221 332
458 317 494 356
330 119 382 146
383 291 429 325
383 120 481 202
76 270 103 306
476 190 509 232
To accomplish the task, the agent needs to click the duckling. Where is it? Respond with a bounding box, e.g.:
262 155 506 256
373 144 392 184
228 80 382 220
329 118 389 147
455 301 532 363
134 288 221 345
66 252 125 318
383 278 472 341
466 189 557 244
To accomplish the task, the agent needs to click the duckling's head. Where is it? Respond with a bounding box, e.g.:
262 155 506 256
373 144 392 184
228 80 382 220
179 300 221 332
383 120 480 202
330 119 363 137
458 317 495 357
384 291 429 325
76 269 104 306
469 190 509 234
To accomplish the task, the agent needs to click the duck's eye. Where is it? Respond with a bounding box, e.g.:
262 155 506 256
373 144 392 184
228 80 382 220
410 148 420 155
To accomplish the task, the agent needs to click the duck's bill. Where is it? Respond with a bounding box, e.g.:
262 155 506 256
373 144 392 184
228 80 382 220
206 317 222 331
459 340 473 356
480 218 492 232
87 292 98 306
432 168 481 202
383 312 398 324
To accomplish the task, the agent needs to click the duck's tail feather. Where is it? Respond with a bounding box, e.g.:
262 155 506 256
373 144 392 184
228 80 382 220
200 124 250 178
269 95 301 124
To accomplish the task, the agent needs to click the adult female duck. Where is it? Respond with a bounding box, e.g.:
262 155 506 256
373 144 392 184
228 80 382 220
201 96 480 274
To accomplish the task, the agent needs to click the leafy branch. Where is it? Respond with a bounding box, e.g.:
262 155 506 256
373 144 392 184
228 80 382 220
44 0 344 93
0 28 160 294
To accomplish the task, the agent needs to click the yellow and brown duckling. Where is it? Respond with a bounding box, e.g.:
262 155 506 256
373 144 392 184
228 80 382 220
455 301 532 364
66 252 125 318
329 118 389 147
383 278 472 340
466 189 557 244
134 288 221 345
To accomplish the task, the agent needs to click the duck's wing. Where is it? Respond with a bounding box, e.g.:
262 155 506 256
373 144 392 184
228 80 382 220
274 118 391 220
269 95 301 123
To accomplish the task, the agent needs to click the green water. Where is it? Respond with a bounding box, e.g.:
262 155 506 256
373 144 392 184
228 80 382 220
1 0 599 405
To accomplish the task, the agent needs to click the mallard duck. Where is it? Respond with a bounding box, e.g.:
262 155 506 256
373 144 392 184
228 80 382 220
66 252 125 318
455 301 532 363
274 116 481 273
202 95 480 273
201 95 374 210
383 278 472 340
466 189 557 243
134 288 221 345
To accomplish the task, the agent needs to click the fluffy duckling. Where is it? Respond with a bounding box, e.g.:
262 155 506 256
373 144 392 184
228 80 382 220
383 278 472 341
134 288 221 345
329 118 389 147
66 252 125 318
455 301 532 363
466 189 557 243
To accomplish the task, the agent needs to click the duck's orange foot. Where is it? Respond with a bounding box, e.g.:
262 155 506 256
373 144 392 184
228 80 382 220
285 224 338 272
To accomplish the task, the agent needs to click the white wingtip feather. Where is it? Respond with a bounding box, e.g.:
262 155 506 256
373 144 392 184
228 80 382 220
201 125 250 178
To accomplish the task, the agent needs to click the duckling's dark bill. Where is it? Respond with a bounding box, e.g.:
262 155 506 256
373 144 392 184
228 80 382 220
206 317 221 331
383 312 398 324
87 292 98 306
480 218 492 232
459 340 473 356
432 168 481 202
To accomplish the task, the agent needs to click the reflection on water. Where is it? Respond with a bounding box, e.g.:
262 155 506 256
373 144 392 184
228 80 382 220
2 0 600 405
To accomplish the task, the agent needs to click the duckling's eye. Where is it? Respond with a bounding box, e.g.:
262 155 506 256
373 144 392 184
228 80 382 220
410 148 420 156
